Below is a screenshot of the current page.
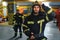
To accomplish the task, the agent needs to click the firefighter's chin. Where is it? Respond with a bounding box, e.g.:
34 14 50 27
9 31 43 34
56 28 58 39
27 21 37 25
34 11 39 13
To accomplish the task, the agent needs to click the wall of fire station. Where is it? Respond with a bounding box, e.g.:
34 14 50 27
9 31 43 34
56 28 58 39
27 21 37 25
1 2 59 18
0 1 60 25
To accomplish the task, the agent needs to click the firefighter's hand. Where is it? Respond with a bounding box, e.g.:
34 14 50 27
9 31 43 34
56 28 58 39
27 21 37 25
39 1 42 5
30 35 35 39
30 32 35 39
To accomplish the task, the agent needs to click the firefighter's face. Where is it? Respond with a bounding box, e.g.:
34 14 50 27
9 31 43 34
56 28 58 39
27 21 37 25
33 6 40 13
17 11 19 13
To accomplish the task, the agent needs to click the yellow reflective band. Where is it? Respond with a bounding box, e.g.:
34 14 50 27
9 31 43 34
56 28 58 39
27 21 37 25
42 38 46 40
8 2 16 4
14 21 15 23
19 16 21 17
22 16 24 19
15 23 17 25
22 24 28 28
46 15 49 21
24 29 30 33
27 21 34 24
37 19 44 24
47 9 52 14
37 19 45 33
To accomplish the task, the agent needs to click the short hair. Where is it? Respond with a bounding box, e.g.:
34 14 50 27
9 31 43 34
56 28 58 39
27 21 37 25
31 4 41 14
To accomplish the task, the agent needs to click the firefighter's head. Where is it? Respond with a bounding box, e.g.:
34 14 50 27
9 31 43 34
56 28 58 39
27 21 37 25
32 4 41 14
16 10 19 13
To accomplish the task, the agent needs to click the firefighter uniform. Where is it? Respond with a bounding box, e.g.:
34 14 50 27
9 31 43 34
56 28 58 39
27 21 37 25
13 13 23 38
42 4 55 21
55 9 60 31
23 4 55 40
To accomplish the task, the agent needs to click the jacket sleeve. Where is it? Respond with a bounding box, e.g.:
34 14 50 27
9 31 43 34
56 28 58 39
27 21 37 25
22 17 31 37
13 15 15 21
12 15 15 25
42 4 51 14
46 12 56 22
42 4 56 21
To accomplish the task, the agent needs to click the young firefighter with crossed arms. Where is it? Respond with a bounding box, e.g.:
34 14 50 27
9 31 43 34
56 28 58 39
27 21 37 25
23 2 55 40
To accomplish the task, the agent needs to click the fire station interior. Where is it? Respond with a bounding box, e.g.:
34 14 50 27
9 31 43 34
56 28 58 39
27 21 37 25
0 0 60 40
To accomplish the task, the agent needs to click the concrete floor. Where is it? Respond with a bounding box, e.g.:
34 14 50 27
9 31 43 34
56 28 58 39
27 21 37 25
44 21 60 40
0 21 60 40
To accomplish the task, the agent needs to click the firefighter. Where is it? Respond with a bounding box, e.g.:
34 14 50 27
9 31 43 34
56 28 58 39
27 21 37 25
22 2 55 40
12 10 23 38
55 8 60 31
